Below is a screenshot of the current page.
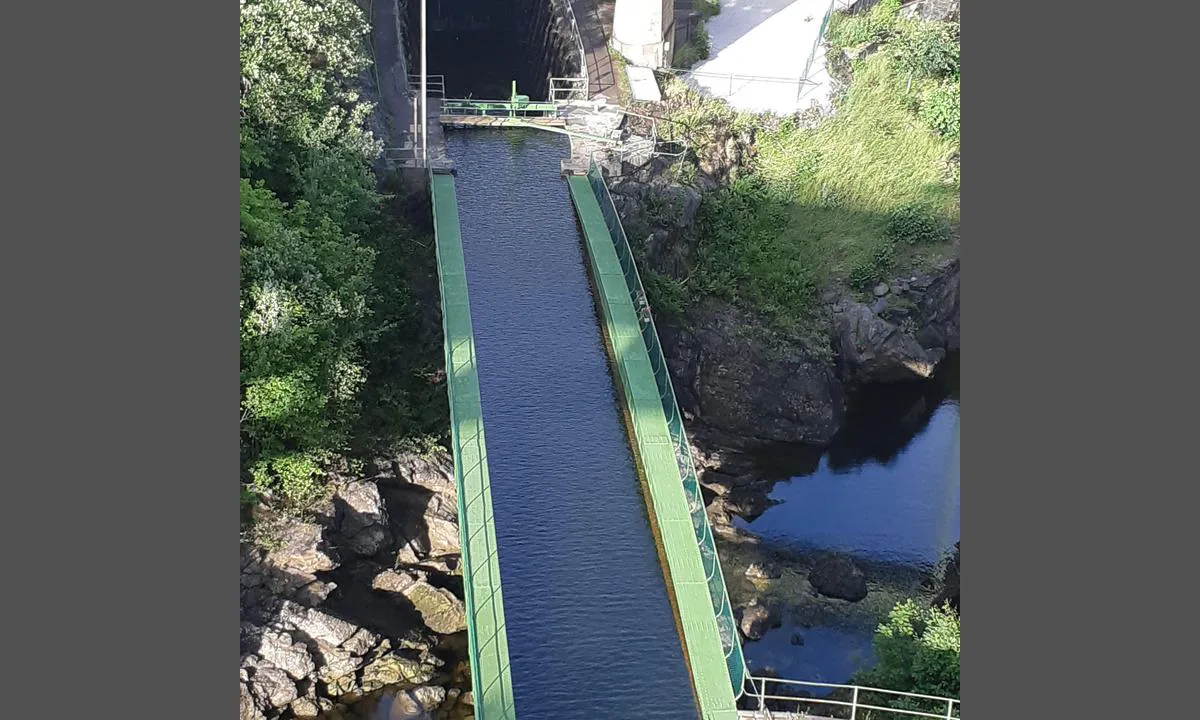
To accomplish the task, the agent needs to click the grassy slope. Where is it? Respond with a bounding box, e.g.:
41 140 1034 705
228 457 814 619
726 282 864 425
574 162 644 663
675 5 960 330
756 50 960 281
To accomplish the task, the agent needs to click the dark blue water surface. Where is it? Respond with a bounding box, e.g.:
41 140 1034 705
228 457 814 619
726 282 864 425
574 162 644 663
739 356 960 685
447 129 699 719
738 405 960 568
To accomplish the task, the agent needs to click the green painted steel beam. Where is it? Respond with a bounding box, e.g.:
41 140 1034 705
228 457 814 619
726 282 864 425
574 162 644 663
567 172 740 720
577 161 749 701
430 173 517 720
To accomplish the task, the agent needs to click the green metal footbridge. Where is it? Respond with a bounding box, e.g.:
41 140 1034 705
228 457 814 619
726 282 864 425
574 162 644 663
425 83 960 720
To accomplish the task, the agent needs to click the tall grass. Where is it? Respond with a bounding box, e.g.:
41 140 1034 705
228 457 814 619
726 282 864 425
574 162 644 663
758 58 957 216
680 12 959 329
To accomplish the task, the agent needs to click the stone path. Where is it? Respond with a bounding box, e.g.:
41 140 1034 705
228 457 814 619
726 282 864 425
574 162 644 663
572 0 620 101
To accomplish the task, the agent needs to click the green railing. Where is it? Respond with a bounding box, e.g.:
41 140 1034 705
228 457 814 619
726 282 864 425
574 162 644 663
441 99 560 117
442 80 561 119
568 173 738 720
430 171 517 720
583 161 748 697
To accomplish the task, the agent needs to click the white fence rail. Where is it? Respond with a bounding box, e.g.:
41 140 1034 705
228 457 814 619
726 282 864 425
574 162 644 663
550 77 588 102
408 73 445 98
744 675 959 720
555 0 589 94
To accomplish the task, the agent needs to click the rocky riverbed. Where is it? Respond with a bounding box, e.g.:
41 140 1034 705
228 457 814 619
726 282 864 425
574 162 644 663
240 453 475 720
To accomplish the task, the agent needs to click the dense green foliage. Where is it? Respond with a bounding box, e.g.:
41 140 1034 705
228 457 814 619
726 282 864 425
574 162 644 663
672 0 719 69
240 0 439 515
886 203 952 247
674 28 712 69
855 600 960 706
659 3 960 326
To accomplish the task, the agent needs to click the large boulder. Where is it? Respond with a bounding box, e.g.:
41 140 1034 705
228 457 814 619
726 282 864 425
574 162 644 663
402 581 467 635
360 650 439 692
384 452 456 496
914 260 960 352
264 522 337 576
737 597 781 641
809 555 868 602
372 568 420 594
660 299 845 446
255 630 315 681
313 640 366 698
831 299 941 384
243 657 299 713
333 481 392 557
239 682 262 720
276 601 360 647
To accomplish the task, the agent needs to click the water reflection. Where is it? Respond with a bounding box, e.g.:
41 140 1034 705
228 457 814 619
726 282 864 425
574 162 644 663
738 354 960 569
738 354 960 684
745 625 877 694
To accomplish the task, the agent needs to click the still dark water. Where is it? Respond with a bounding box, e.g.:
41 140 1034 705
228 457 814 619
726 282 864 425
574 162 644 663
447 129 699 719
739 355 960 685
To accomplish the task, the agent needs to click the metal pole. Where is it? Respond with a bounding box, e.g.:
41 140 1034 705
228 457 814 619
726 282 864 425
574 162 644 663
946 699 956 719
851 686 860 720
420 0 427 167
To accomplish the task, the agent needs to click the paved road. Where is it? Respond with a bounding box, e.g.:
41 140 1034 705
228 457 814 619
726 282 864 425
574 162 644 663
689 0 839 114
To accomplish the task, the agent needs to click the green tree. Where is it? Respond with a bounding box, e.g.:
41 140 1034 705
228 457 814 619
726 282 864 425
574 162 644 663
240 178 375 507
855 600 960 703
240 0 380 196
239 0 435 518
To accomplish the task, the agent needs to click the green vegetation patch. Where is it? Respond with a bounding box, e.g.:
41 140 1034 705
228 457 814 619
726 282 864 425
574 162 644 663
240 0 444 523
664 1 959 326
854 599 960 713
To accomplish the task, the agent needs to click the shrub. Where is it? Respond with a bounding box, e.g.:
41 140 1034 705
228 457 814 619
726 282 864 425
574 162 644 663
848 238 897 290
886 203 951 246
696 0 721 19
891 20 960 79
855 600 960 702
249 450 329 510
827 0 902 56
642 269 688 319
919 80 960 140
674 28 711 69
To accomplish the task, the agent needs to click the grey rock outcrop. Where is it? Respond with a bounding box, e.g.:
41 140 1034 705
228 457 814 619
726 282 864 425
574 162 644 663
256 630 315 680
809 555 868 602
333 480 392 557
403 580 468 635
240 451 469 719
831 298 941 384
660 299 845 447
737 597 781 641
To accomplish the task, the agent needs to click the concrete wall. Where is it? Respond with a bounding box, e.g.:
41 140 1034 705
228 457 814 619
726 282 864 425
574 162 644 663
611 0 674 67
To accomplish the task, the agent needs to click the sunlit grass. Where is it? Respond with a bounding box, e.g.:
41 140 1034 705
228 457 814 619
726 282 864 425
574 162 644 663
757 54 959 218
687 48 959 328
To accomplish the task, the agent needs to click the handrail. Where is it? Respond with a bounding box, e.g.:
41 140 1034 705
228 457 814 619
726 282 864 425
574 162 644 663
583 159 747 697
745 675 960 720
658 66 808 85
550 77 588 102
409 73 446 98
556 0 589 95
429 172 516 719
